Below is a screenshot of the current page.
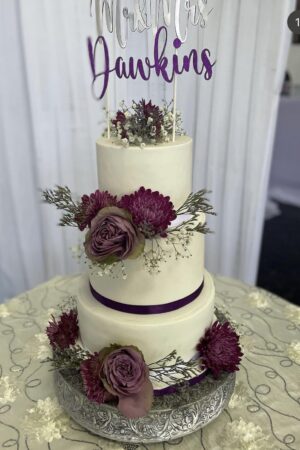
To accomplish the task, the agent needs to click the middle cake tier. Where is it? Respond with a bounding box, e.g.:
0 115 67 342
78 270 215 365
89 227 205 306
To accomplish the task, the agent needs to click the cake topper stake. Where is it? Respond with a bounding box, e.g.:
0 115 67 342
172 47 178 142
95 0 111 138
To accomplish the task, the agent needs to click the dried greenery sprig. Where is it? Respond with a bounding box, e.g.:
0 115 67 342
149 351 201 386
172 190 216 234
176 190 216 216
41 186 81 227
45 346 91 372
46 344 201 387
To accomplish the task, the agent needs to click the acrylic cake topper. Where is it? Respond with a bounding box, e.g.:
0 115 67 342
90 0 214 48
88 0 216 140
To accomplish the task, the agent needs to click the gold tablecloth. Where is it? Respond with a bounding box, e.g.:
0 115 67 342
0 275 299 450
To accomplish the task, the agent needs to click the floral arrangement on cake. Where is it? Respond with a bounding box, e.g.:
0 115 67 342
42 186 216 275
45 304 243 419
110 99 184 147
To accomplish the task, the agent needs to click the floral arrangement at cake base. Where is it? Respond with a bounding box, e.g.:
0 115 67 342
44 304 243 419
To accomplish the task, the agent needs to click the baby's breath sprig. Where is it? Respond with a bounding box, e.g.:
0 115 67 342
41 186 81 227
57 296 77 315
143 230 192 274
89 260 128 280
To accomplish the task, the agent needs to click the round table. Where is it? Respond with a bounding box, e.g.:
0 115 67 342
0 275 299 450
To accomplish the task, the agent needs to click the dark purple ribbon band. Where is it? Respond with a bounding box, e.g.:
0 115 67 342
89 281 204 315
154 369 208 397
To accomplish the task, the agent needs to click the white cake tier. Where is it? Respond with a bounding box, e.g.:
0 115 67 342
89 226 204 306
96 136 193 209
77 270 215 365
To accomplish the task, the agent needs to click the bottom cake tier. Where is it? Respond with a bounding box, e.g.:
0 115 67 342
77 270 215 365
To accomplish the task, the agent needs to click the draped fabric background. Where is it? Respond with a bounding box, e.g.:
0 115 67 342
0 0 294 301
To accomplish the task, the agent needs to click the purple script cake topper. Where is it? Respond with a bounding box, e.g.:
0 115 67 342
88 25 216 100
88 0 215 140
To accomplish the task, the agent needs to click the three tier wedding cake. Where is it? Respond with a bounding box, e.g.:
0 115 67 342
43 100 242 420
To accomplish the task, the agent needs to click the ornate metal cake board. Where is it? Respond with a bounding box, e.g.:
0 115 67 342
55 369 235 445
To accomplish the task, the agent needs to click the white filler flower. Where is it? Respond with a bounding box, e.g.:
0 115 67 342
228 381 249 409
287 341 300 364
0 304 10 318
220 417 273 450
284 304 300 325
0 376 20 404
23 397 69 443
249 291 269 309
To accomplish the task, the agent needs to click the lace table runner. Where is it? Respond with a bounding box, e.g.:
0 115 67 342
0 275 299 450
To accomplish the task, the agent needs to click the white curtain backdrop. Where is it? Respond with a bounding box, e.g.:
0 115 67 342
0 0 294 301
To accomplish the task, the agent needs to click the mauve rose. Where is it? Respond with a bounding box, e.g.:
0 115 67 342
99 345 153 419
84 207 145 265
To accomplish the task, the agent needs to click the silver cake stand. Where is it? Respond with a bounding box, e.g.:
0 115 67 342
55 369 235 444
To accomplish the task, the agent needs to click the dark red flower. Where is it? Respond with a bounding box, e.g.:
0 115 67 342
80 353 113 404
46 310 79 350
75 190 117 231
111 111 128 139
112 110 126 127
138 99 163 137
140 99 161 118
196 321 243 378
119 187 176 237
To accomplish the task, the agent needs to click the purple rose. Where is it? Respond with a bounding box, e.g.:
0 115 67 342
99 345 153 419
84 207 145 264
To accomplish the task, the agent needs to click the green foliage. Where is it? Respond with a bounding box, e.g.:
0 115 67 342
41 186 81 227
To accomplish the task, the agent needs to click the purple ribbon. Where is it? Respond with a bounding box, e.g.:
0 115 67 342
89 281 204 315
154 369 208 397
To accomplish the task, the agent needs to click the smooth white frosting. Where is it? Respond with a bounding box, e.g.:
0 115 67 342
92 136 204 305
89 229 204 306
77 135 216 372
77 271 215 364
96 136 193 209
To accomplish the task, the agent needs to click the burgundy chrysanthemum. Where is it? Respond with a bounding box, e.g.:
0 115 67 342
141 99 161 118
75 190 117 231
119 187 177 237
196 321 243 378
80 353 113 404
139 99 163 137
112 111 128 139
112 110 126 127
46 310 79 350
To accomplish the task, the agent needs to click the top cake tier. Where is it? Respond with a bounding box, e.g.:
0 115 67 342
96 136 193 209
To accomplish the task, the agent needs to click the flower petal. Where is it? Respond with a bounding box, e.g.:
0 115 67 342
117 379 153 419
127 231 145 260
